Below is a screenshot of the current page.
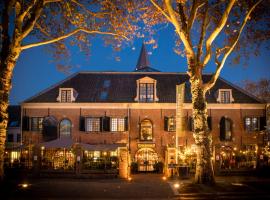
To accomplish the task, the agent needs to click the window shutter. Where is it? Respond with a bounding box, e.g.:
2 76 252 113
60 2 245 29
79 116 85 131
99 117 103 131
124 117 129 131
207 116 212 131
220 117 226 141
243 117 247 130
259 116 266 131
164 116 168 131
102 116 110 132
22 116 30 131
188 117 194 131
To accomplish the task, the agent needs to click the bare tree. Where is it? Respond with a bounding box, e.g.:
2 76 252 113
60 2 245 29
144 0 270 184
243 79 270 103
0 0 138 180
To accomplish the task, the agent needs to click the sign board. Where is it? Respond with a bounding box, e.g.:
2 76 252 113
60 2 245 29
138 143 155 149
176 83 185 138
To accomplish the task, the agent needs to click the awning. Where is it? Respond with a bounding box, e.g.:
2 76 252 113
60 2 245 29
80 143 126 151
41 137 74 148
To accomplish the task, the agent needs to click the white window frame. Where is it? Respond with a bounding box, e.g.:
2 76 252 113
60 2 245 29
134 76 159 102
57 88 77 102
217 89 234 104
245 116 260 132
85 117 100 132
110 117 125 132
30 117 44 131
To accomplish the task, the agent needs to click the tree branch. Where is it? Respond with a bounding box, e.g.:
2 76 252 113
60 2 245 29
203 0 263 92
20 0 44 40
178 2 188 33
202 0 236 67
165 0 194 57
187 0 205 33
150 0 172 23
70 0 108 18
21 28 129 50
197 2 208 65
44 0 63 4
18 0 38 21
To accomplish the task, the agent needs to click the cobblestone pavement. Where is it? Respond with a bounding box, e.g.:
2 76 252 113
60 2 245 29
4 174 174 199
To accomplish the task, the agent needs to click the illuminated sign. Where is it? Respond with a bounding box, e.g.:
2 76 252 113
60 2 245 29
137 143 155 148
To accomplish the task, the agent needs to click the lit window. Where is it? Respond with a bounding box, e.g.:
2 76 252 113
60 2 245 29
217 89 234 104
139 83 154 102
140 119 153 141
86 117 100 132
57 88 77 102
220 91 230 103
111 118 125 132
59 119 72 137
245 117 259 132
61 89 72 102
110 151 117 157
167 117 176 132
31 117 43 131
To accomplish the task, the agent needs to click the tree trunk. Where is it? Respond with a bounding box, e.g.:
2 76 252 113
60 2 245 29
190 75 215 184
0 46 21 180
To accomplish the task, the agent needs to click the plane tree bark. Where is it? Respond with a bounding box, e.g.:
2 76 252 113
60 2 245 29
149 0 264 184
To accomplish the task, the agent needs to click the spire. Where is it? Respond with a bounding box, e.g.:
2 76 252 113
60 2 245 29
135 43 150 71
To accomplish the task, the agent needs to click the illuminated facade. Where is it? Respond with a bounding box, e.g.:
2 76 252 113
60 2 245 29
19 44 267 175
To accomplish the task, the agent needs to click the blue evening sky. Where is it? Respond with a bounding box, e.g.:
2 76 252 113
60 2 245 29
10 27 270 105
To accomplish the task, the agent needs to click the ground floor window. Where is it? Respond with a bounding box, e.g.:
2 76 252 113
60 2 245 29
86 117 100 132
41 148 75 170
81 150 118 171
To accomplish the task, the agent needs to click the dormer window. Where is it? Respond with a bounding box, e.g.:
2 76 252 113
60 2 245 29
57 88 77 102
217 89 234 104
139 83 154 102
135 77 159 102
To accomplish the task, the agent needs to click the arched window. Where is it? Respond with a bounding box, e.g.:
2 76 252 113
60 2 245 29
220 117 232 141
59 119 72 137
140 119 153 141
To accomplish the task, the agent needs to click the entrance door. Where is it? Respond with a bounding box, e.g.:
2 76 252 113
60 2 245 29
135 148 158 172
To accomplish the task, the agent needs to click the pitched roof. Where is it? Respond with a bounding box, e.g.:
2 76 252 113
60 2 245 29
25 72 261 104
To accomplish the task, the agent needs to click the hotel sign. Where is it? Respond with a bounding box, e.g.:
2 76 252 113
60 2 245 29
137 143 155 149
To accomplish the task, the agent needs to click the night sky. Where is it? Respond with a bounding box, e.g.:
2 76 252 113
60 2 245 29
10 27 270 105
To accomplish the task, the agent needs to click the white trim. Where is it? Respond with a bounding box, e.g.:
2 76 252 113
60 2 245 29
56 88 77 102
21 102 266 110
134 76 159 102
217 89 234 103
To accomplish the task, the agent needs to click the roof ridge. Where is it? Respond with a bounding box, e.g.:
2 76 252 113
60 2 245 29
77 71 214 75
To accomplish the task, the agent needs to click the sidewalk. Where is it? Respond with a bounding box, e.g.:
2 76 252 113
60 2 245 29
168 175 270 199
